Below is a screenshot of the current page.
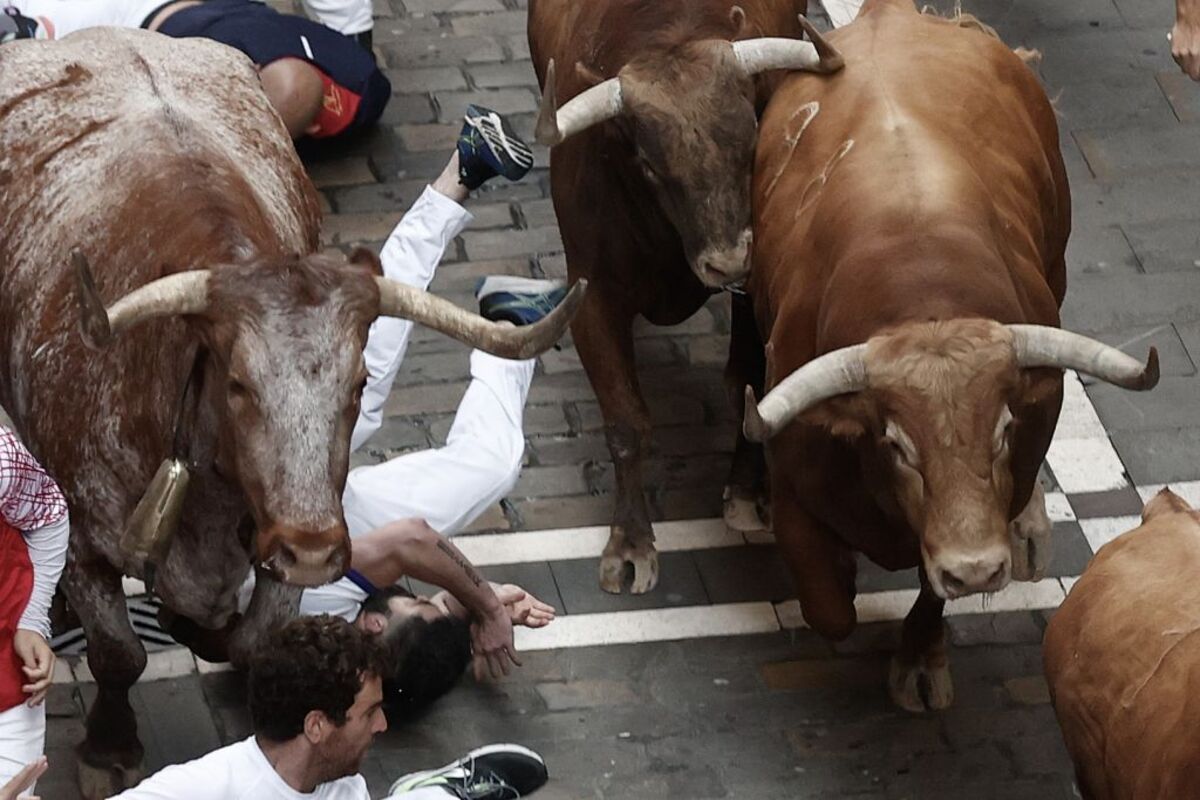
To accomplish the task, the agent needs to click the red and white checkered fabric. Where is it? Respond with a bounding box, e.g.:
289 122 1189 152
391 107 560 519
0 427 67 532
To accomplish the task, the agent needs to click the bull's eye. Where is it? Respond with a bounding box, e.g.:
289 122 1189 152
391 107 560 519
993 408 1016 454
886 437 907 462
228 379 253 403
882 422 919 469
639 160 660 185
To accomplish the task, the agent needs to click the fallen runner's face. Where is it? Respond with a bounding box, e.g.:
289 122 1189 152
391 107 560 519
355 594 443 635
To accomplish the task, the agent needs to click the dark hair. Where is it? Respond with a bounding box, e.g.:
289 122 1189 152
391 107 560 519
364 587 471 718
248 615 385 742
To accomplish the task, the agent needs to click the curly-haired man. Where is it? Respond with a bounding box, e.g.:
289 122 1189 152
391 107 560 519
111 615 548 799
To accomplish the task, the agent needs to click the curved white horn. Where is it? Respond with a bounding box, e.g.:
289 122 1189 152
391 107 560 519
1009 325 1160 391
74 250 210 348
376 277 587 360
744 343 868 441
535 58 624 146
731 15 845 76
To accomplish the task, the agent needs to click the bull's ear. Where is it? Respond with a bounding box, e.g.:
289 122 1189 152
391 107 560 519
574 61 606 88
347 247 383 277
797 395 870 439
729 5 748 36
1016 367 1061 409
1142 488 1193 521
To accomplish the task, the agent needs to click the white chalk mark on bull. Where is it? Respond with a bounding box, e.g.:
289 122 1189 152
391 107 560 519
794 138 855 221
763 101 819 200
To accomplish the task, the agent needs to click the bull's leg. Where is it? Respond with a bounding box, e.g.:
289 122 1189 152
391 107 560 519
888 573 952 713
227 568 303 670
572 292 658 594
774 489 857 639
1010 481 1053 582
724 294 769 534
64 542 148 799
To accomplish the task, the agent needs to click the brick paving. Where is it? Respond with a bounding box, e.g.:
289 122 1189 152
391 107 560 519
5 0 1200 796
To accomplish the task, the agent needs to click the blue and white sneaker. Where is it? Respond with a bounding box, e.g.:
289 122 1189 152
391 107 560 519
457 105 535 190
476 276 568 326
388 743 548 799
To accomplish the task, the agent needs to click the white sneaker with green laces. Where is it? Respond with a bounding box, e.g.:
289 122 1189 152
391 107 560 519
388 743 548 800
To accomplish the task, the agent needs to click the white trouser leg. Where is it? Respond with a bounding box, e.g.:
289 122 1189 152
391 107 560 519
343 351 534 537
353 187 474 452
300 0 375 34
0 702 44 792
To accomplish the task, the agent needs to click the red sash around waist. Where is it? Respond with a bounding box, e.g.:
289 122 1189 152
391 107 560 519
0 520 33 712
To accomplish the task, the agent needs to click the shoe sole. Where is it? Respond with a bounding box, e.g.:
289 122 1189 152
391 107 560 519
388 743 546 794
476 275 565 298
466 111 535 172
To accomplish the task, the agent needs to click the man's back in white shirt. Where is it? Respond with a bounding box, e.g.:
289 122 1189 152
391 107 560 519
109 736 369 799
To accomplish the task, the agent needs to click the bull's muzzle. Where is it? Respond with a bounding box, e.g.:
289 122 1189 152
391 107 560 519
694 229 752 288
928 545 1011 600
260 526 350 587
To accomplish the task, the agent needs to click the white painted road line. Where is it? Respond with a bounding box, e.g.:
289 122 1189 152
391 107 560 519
87 577 1081 682
454 497 1073 567
1137 480 1200 507
1045 372 1129 493
455 517 745 566
514 602 780 652
1079 515 1144 552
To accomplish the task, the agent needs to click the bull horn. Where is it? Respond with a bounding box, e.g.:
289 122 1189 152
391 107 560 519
1008 325 1160 391
743 343 868 441
535 58 624 146
731 16 845 76
73 250 210 348
375 277 587 360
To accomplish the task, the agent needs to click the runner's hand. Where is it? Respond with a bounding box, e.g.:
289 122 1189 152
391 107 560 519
0 756 48 800
13 630 54 706
469 607 521 681
495 584 556 628
1172 16 1200 79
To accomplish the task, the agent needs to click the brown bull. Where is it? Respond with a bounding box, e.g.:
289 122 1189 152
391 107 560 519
529 0 842 593
0 30 576 797
740 0 1157 710
1044 489 1200 799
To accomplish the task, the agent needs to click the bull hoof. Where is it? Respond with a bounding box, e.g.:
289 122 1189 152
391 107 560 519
722 487 770 535
78 758 145 800
599 545 659 595
888 654 954 713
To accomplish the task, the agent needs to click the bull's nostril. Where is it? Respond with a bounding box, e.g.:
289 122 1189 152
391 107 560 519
988 564 1007 586
270 544 297 570
941 570 966 595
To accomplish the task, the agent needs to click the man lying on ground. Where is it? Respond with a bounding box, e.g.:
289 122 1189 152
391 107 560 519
2 0 389 141
111 615 550 799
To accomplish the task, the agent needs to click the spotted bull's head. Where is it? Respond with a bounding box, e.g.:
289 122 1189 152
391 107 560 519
744 319 1159 600
535 12 843 289
74 249 585 587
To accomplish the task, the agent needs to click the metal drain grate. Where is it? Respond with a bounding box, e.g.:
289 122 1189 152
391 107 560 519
51 594 181 656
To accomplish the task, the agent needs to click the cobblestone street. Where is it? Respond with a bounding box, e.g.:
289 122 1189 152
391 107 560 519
6 0 1200 796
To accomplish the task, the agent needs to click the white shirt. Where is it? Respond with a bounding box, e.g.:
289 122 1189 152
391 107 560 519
12 0 172 37
108 736 370 800
236 572 367 624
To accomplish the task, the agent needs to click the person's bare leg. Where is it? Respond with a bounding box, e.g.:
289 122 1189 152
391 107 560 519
431 152 470 204
258 58 325 139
